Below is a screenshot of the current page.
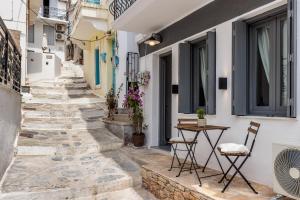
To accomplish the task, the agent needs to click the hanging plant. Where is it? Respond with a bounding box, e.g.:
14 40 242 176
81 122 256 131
137 71 151 87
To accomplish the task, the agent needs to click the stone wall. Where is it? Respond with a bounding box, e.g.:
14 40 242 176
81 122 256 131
141 167 211 200
0 86 21 180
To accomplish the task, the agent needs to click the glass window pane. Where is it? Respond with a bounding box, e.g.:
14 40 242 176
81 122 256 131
199 46 206 107
256 26 270 106
43 25 55 46
280 19 288 107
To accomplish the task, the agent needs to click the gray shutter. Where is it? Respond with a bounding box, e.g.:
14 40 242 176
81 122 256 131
206 31 216 115
287 0 297 117
232 21 248 115
178 43 192 113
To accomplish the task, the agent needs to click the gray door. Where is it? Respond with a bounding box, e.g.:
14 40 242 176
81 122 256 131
159 53 172 149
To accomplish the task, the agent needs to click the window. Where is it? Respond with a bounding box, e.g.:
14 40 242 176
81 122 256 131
232 0 296 117
249 13 287 116
192 40 207 111
178 31 216 114
28 25 34 43
43 25 55 46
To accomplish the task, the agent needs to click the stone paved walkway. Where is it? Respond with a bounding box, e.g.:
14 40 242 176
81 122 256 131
0 62 156 200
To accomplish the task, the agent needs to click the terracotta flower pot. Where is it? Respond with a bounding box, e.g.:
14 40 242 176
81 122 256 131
132 133 145 147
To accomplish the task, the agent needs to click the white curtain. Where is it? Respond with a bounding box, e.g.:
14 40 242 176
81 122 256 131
200 47 207 100
258 27 271 84
281 20 288 106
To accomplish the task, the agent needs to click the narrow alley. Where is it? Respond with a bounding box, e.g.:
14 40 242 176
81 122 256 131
0 63 156 200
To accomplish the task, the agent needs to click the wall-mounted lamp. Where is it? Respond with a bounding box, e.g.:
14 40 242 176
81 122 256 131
219 77 227 90
144 33 162 46
172 84 179 94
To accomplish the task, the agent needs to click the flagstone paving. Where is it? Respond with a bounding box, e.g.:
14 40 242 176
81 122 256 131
0 62 156 200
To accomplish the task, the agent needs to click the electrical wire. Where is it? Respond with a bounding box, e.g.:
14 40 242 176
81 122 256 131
21 0 111 42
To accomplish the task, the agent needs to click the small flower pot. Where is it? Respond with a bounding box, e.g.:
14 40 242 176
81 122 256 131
197 118 207 127
132 133 145 147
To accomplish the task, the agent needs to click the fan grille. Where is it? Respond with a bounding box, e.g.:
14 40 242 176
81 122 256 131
274 148 300 197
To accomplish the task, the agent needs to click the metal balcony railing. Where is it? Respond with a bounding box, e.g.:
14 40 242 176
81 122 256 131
0 17 21 93
42 6 67 21
109 0 137 20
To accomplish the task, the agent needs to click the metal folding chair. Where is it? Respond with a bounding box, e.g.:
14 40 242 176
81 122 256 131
217 121 261 193
168 119 198 173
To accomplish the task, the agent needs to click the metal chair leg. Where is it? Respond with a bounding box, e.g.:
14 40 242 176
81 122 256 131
222 156 258 194
218 156 239 183
168 145 176 171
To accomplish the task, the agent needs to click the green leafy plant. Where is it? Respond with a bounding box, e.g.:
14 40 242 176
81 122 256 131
123 87 145 135
105 84 123 119
196 108 205 119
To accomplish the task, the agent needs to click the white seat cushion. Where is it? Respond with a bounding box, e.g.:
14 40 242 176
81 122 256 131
169 137 195 143
218 143 249 154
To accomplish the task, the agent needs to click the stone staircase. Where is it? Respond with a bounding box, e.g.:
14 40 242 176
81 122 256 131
0 62 150 200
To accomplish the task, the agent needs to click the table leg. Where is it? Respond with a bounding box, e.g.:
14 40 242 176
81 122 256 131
202 130 225 175
176 130 202 186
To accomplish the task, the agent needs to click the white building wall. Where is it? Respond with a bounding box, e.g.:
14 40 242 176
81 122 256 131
116 31 138 106
137 0 300 187
28 20 65 61
1 0 27 85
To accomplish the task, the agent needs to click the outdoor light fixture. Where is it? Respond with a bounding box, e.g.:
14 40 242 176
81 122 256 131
219 77 227 90
172 85 179 94
144 33 162 46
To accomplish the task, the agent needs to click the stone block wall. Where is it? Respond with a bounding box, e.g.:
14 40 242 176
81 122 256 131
141 167 211 200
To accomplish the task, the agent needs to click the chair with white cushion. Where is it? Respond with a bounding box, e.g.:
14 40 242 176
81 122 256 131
217 121 260 193
168 118 198 172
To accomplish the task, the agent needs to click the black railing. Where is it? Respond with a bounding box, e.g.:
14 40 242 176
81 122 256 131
126 52 139 92
109 0 137 20
42 6 67 20
0 17 21 93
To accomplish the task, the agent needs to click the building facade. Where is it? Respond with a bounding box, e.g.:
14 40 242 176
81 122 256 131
0 0 41 180
110 0 299 187
70 0 137 96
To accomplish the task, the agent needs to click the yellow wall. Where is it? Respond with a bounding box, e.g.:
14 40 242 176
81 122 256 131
83 32 114 96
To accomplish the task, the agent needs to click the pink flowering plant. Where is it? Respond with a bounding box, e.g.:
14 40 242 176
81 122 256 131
123 87 145 134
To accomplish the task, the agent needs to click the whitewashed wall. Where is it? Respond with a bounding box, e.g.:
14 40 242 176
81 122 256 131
138 0 300 187
116 31 139 106
28 20 65 61
1 0 27 85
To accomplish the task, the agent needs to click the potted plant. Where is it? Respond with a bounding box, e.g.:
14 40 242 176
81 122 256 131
105 84 123 120
196 108 207 127
123 87 145 147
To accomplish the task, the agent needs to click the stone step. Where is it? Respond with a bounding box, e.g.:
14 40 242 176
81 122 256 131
22 97 105 105
74 188 144 200
21 118 106 131
0 154 132 200
17 128 123 155
30 93 98 100
29 82 89 90
22 108 105 119
30 88 92 96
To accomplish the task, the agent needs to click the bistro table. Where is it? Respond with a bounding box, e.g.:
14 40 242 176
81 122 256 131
175 124 230 186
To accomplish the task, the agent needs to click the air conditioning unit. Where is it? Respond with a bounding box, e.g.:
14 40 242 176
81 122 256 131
55 24 66 33
273 143 300 199
56 33 65 41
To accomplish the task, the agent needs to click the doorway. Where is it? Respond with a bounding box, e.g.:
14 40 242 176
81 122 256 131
95 48 100 86
159 52 172 151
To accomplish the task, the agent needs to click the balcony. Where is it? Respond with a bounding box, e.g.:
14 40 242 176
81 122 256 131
38 6 68 24
70 0 109 45
0 17 21 93
109 0 214 34
109 0 137 20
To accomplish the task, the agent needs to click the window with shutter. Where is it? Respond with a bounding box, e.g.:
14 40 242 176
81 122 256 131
178 31 216 114
232 0 296 117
